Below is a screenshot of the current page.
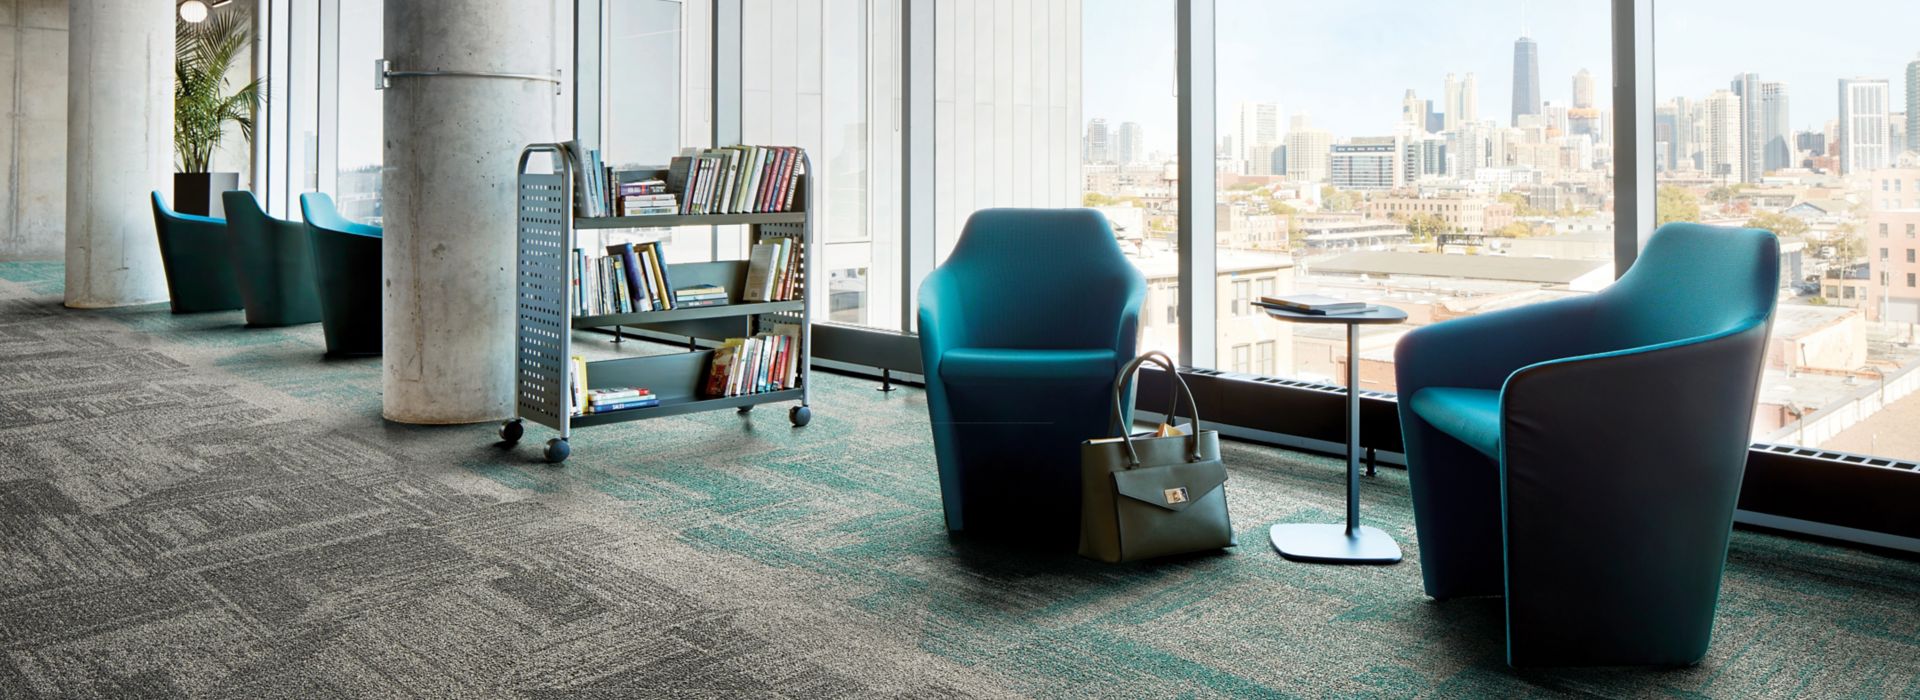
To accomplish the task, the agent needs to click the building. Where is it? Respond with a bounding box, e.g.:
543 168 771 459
1704 89 1745 182
1284 113 1332 184
1311 250 1614 292
1732 73 1766 182
1838 78 1891 175
1865 166 1920 323
1510 36 1540 126
1762 82 1792 172
1402 90 1431 133
1443 72 1478 131
1230 102 1281 175
1084 118 1112 164
1908 56 1920 155
1655 99 1689 173
1368 193 1517 235
1116 121 1145 166
1572 68 1595 109
1330 138 1403 190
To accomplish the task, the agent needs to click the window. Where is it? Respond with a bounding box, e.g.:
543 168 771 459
1231 343 1251 373
1213 0 1612 387
1908 249 1915 264
1882 247 1890 261
1231 279 1251 316
335 0 383 225
984 0 1178 353
1908 273 1916 288
743 0 901 329
1909 224 1916 238
1882 223 1892 237
1255 339 1275 375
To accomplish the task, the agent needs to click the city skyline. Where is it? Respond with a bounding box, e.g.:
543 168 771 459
1083 0 1916 156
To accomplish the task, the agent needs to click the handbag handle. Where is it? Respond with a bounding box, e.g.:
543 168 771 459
1108 350 1204 467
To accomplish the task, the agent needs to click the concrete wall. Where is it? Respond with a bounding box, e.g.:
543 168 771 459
0 0 70 261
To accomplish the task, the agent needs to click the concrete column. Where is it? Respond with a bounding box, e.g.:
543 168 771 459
64 1 172 307
383 1 558 423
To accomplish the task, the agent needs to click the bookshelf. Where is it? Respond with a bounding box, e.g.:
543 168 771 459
503 143 814 463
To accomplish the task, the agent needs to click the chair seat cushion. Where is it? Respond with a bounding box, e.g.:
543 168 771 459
939 348 1120 384
1409 387 1502 459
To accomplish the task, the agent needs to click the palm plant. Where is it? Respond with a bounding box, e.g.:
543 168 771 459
175 11 263 173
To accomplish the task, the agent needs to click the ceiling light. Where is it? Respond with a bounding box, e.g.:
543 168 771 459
179 0 209 23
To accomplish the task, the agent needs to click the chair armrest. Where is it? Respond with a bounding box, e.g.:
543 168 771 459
916 267 973 378
1394 294 1604 395
1497 319 1770 664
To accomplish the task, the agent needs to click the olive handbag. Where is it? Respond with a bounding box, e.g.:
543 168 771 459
1079 351 1236 563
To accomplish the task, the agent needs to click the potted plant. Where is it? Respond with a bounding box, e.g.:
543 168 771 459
174 10 263 217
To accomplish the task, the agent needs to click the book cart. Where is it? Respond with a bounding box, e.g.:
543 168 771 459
499 143 814 463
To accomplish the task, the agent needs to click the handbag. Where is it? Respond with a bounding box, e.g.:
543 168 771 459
1079 351 1235 563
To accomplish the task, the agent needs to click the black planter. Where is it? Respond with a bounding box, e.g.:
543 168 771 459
174 172 242 217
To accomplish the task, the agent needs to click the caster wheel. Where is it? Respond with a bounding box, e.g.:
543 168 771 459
499 419 524 444
789 405 811 427
544 438 571 464
737 405 754 414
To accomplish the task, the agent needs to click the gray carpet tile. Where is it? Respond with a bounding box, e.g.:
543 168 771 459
0 262 1917 698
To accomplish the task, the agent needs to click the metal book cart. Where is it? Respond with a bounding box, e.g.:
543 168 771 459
500 143 814 463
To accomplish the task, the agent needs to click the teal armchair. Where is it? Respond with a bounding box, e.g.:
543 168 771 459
1394 223 1778 667
300 193 382 357
151 192 243 313
917 209 1146 541
222 190 322 327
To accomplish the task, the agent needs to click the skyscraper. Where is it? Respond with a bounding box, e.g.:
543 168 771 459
1906 56 1919 155
1084 118 1111 164
1704 89 1744 181
1761 82 1791 172
1511 36 1540 126
1838 78 1891 175
1116 121 1145 166
1230 102 1281 175
1284 113 1332 184
1443 73 1478 132
1730 73 1765 182
1572 69 1595 109
1401 89 1431 133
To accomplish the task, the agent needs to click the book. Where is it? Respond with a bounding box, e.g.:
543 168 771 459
588 396 660 413
588 387 653 404
1258 294 1370 313
743 243 780 302
569 356 590 416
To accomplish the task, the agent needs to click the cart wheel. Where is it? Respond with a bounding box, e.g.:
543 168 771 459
737 405 754 414
789 405 811 427
544 438 571 464
499 419 524 444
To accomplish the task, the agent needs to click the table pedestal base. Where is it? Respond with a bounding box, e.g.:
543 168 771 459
1269 523 1402 564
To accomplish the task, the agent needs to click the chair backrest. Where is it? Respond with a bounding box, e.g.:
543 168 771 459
935 208 1145 349
1601 222 1779 347
151 191 223 226
300 192 383 238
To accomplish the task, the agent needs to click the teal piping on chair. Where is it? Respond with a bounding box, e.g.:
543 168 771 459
300 192 382 357
222 190 322 327
916 208 1146 544
1394 223 1779 667
151 192 244 313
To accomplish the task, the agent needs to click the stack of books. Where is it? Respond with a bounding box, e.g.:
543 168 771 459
585 387 659 414
668 146 806 215
743 234 801 302
572 241 679 316
674 284 728 308
617 179 676 216
1256 294 1378 316
705 327 801 397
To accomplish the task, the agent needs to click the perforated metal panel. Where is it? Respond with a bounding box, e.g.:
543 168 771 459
517 171 571 432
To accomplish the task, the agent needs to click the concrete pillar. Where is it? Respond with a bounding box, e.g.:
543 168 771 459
383 1 558 423
64 1 172 308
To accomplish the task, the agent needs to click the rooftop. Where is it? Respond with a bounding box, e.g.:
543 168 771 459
1310 251 1610 285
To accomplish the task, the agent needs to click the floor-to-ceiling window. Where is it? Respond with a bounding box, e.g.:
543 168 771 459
929 0 1180 354
1654 0 1920 463
1207 0 1614 392
335 0 383 225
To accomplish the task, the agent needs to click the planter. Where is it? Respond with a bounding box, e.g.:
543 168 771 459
174 172 242 217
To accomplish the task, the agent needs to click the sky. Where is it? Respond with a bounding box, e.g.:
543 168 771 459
1082 0 1919 155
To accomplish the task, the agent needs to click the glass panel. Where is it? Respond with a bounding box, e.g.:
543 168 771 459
287 0 322 215
603 0 714 265
742 0 902 330
336 0 383 225
937 0 1179 354
1656 0 1920 461
1213 0 1614 391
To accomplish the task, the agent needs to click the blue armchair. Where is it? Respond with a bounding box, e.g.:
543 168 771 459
1394 223 1778 667
918 209 1146 539
223 190 322 327
300 193 383 357
150 192 244 314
